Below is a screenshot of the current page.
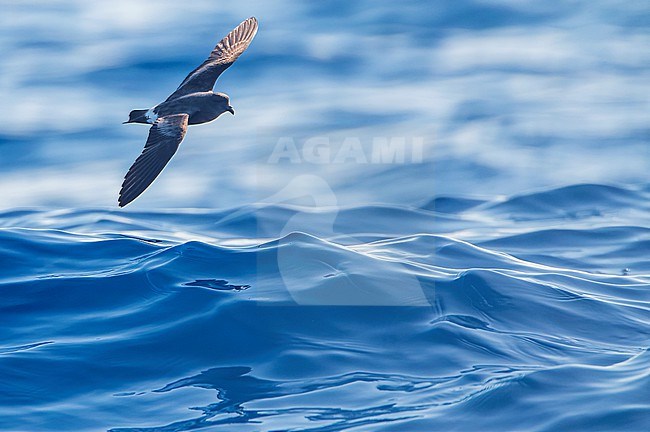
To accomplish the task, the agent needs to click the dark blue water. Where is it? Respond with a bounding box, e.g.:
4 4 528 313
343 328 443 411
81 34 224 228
2 1 650 430
2 184 649 430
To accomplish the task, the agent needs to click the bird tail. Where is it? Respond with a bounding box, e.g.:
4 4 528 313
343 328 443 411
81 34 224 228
124 109 149 124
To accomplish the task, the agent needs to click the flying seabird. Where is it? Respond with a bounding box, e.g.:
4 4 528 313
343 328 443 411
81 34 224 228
119 16 258 207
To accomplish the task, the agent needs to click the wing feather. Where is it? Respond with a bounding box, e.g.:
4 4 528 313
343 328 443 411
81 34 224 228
165 17 258 101
118 114 189 207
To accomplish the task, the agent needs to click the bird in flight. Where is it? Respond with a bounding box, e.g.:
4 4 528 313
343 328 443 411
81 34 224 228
119 17 258 207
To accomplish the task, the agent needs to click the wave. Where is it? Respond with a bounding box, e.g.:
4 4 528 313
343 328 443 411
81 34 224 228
0 183 648 431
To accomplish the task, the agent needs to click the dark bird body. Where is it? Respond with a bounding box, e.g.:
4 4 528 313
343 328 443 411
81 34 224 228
119 17 258 207
125 92 234 126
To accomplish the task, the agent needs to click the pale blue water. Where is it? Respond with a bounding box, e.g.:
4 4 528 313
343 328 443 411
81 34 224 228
1 1 649 431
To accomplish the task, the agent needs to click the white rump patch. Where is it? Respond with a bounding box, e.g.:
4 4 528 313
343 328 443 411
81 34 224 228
145 108 159 124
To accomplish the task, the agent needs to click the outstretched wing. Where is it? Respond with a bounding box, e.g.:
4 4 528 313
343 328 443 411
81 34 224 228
165 17 258 101
119 114 189 207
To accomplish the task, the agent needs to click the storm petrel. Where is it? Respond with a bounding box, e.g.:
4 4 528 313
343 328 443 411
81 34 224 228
119 17 258 207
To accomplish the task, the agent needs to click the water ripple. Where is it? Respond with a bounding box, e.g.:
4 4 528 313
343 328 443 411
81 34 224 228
1 183 648 430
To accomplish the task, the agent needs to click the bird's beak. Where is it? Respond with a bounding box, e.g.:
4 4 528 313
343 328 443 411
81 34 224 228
227 106 235 115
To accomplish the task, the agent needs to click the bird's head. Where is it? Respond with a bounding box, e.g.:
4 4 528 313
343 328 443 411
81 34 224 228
215 92 235 115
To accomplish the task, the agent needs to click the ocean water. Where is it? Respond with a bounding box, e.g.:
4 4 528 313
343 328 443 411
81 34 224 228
1 1 650 431
1 186 650 431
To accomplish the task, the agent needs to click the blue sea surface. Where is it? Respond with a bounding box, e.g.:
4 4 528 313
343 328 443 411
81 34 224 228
1 0 649 431
2 185 650 431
